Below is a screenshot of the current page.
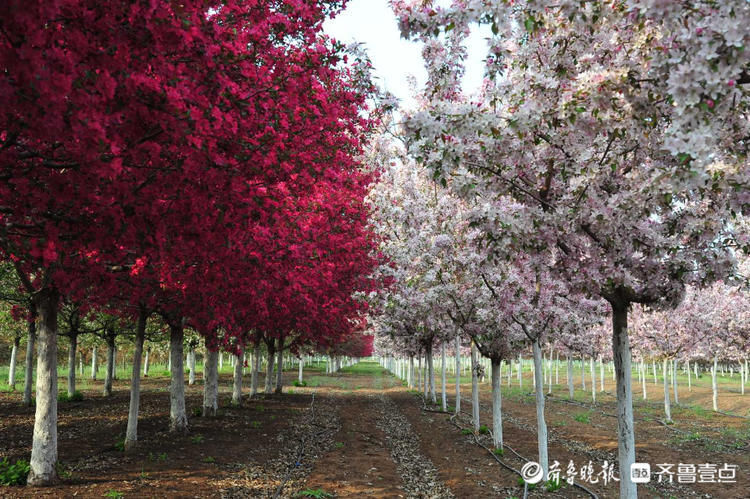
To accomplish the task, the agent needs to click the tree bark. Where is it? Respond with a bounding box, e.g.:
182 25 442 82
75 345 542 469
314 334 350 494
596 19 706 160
491 358 503 449
91 346 97 380
663 358 672 423
264 341 275 394
672 358 679 405
455 334 461 414
275 338 283 394
600 356 605 392
67 333 78 396
298 356 304 384
250 346 259 397
188 345 196 385
687 360 691 392
712 356 718 412
567 356 574 399
169 322 188 432
232 349 244 405
125 308 147 450
143 347 150 377
532 338 548 480
427 343 436 404
590 356 596 404
641 361 647 400
104 336 115 397
611 301 636 499
409 354 414 389
23 304 37 407
8 336 19 391
27 289 59 486
203 347 219 417
441 342 447 411
471 342 480 432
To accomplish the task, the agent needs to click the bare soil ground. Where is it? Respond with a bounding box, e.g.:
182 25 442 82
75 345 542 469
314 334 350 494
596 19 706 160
0 362 748 498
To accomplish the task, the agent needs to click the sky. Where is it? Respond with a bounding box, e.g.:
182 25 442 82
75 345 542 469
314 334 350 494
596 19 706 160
323 0 488 110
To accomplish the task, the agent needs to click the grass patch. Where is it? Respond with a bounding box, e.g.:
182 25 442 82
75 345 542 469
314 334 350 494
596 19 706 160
573 411 591 424
461 428 473 435
293 380 307 387
203 456 216 464
493 447 504 456
478 425 490 435
250 421 262 429
334 442 344 449
113 437 125 452
0 458 30 486
58 391 84 402
103 490 123 498
191 434 204 444
294 489 333 498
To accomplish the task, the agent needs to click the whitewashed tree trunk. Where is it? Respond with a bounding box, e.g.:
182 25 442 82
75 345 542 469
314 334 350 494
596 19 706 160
79 354 83 377
712 356 718 412
23 306 37 407
275 339 283 394
641 361 647 400
612 302 636 499
264 343 275 394
471 342 480 432
250 346 260 397
104 337 115 396
531 338 548 480
581 358 586 391
600 357 604 392
441 343 447 411
125 309 147 450
663 358 672 423
90 346 97 380
590 356 596 404
672 358 679 405
547 354 552 394
143 347 150 377
203 348 219 416
188 346 196 385
409 354 414 389
219 352 223 371
67 333 77 396
8 337 19 390
427 343 436 404
417 355 422 394
567 356 574 399
298 356 304 383
517 354 522 390
28 290 59 486
233 349 244 405
169 323 188 432
491 358 503 449
687 360 691 392
555 351 559 385
454 335 461 414
653 360 658 385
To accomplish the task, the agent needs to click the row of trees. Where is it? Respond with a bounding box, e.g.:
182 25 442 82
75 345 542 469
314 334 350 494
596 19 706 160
1 0 380 485
370 1 749 497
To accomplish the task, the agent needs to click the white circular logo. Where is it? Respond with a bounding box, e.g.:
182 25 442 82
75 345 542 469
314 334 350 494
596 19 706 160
521 461 544 484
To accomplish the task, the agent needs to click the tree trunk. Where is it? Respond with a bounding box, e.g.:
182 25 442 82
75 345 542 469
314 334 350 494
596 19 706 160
125 308 147 450
454 334 461 414
91 346 97 380
143 347 150 377
250 346 260 397
409 355 414 389
298 356 304 383
517 354 522 390
203 348 219 417
188 346 196 385
590 356 596 404
663 358 672 423
23 304 37 407
611 301 636 499
581 358 586 391
687 360 691 392
67 333 78 396
232 349 244 405
491 358 503 449
427 343 436 404
275 338 283 394
600 357 605 392
641 361 647 400
104 337 115 397
441 342 447 411
471 342 480 432
672 358 679 405
555 351 559 385
8 336 19 391
27 290 59 486
567 356 574 399
532 338 548 480
264 342 275 394
417 355 422 394
712 356 718 412
169 323 188 432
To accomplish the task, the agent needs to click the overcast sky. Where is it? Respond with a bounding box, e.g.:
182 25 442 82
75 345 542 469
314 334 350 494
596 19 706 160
323 0 488 110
